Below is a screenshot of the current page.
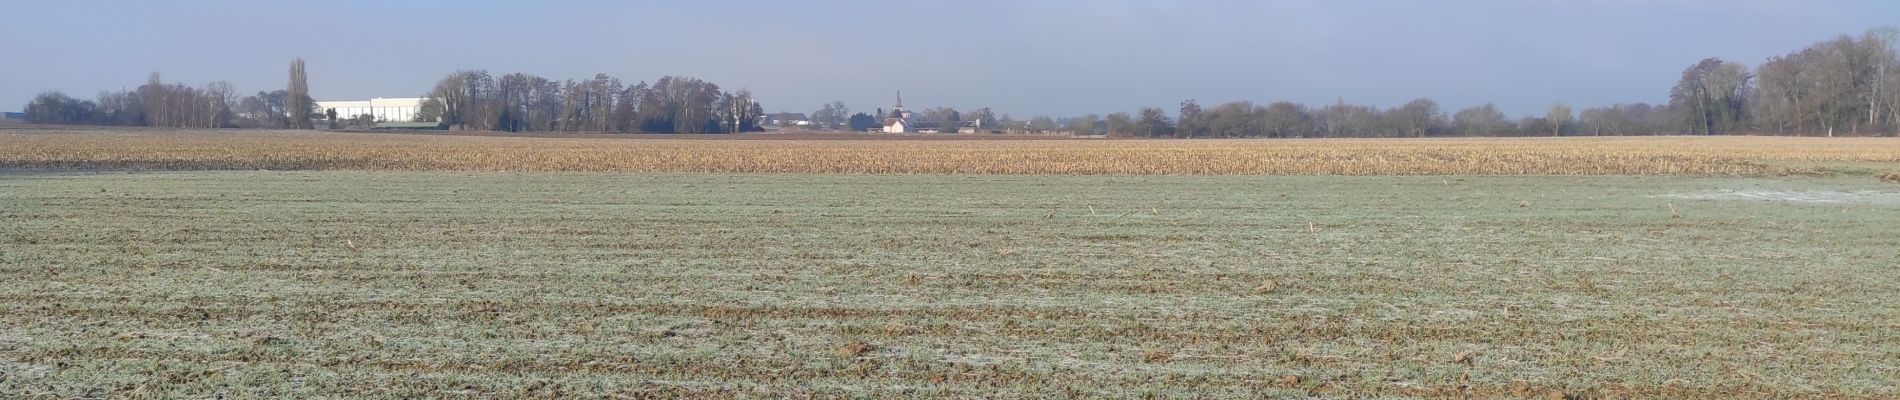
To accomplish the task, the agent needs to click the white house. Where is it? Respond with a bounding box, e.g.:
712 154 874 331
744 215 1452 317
881 118 908 133
314 97 425 122
880 90 915 133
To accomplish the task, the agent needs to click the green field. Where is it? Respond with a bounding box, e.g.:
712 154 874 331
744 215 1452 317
3 172 1898 398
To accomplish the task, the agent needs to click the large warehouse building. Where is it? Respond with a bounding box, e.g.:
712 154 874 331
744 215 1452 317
314 97 425 122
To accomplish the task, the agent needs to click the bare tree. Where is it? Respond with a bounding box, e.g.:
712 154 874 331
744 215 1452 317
1064 114 1100 135
1319 99 1378 138
287 58 312 129
920 107 959 125
1027 115 1059 132
1105 112 1136 137
143 72 166 127
1177 99 1204 138
812 101 849 130
1388 98 1444 138
720 89 762 133
614 82 644 132
426 72 469 129
811 103 839 130
1545 102 1573 136
98 90 143 125
1670 58 1750 135
1579 104 1655 136
1453 103 1512 136
236 90 292 128
1864 27 1899 134
204 81 236 128
1137 107 1173 137
25 91 100 124
497 73 535 132
589 74 621 132
1753 54 1807 134
1261 101 1311 138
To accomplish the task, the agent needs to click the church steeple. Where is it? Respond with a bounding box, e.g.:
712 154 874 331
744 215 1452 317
891 90 911 120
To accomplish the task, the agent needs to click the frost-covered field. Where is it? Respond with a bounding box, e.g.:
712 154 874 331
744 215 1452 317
3 172 1897 398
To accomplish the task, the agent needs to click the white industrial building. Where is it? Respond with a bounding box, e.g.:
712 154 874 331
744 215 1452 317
314 97 425 122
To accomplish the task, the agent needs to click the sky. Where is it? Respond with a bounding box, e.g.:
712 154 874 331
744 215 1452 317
3 0 1897 118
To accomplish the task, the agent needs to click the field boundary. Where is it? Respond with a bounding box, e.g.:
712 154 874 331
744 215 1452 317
3 129 1899 176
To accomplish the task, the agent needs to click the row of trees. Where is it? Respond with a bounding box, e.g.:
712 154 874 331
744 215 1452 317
22 27 1898 137
417 71 763 133
1748 29 1900 135
25 59 318 129
1080 98 1642 138
788 27 1894 138
792 97 1635 138
1082 28 1897 138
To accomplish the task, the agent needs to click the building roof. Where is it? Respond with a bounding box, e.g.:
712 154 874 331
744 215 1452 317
373 121 443 129
368 97 425 107
315 97 426 108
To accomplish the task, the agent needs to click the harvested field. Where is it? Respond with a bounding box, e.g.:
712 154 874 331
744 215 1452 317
4 129 1900 398
3 172 1898 398
3 129 1899 175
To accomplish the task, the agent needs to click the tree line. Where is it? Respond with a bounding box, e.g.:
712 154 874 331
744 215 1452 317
786 28 1896 138
21 60 766 134
21 28 1899 137
1073 28 1897 138
24 59 316 129
416 71 763 133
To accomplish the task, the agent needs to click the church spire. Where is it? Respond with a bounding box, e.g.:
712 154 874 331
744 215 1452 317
895 90 903 109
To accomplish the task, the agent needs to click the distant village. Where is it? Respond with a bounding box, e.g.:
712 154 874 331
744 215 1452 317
759 91 1050 135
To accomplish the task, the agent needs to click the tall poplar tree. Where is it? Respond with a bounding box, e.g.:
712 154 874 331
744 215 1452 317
287 58 312 129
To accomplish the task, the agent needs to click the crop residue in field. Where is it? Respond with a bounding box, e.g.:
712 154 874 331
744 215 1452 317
12 130 1900 175
1658 190 1900 204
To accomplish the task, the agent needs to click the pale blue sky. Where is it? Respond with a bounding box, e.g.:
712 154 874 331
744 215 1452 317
3 0 1895 118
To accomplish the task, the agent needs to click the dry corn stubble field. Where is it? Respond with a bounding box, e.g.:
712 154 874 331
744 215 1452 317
1 129 1899 399
4 128 1900 175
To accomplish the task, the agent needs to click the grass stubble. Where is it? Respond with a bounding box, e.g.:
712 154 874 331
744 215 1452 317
1 129 1898 398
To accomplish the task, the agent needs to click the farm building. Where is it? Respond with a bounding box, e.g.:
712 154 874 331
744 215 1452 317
956 120 983 134
2 112 24 121
881 118 908 133
372 121 445 130
766 112 812 126
313 97 425 123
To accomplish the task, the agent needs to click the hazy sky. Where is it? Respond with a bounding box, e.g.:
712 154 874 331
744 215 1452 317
3 0 1896 118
